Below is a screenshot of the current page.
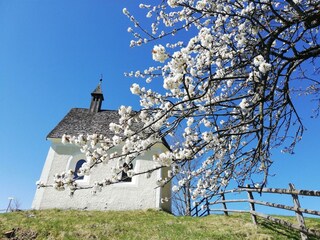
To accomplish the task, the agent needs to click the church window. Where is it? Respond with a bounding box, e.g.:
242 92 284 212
120 162 133 182
74 159 86 180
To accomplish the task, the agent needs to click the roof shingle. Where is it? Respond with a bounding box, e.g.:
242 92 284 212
47 108 120 139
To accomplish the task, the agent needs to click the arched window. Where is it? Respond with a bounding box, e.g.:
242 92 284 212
120 162 133 182
74 159 86 180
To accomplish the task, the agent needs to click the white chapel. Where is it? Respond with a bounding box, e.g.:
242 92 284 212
32 81 171 212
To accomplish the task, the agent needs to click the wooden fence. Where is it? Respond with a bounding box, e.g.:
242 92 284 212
190 183 320 240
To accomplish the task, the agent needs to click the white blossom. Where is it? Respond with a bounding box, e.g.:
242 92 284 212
187 117 194 126
239 98 249 110
152 45 168 63
253 55 272 73
259 62 272 73
122 8 129 15
172 185 179 192
153 151 173 166
167 0 179 8
130 83 141 95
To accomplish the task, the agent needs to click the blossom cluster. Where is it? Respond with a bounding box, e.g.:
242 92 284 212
152 45 168 63
118 0 316 201
45 1 318 204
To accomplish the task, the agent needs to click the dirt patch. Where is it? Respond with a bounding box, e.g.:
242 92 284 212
2 228 37 240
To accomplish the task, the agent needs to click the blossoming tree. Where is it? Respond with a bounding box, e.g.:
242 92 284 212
41 0 320 202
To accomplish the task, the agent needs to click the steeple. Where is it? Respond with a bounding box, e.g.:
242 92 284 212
89 79 104 113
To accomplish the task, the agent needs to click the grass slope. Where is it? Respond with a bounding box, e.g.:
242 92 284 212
0 209 319 239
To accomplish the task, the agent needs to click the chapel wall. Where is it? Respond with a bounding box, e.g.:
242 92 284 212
33 141 171 212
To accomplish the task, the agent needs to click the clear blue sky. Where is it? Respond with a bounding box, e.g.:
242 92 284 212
0 1 319 213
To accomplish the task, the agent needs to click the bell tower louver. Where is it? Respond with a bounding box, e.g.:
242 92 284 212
89 79 104 113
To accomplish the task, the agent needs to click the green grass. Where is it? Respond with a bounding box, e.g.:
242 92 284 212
0 209 319 239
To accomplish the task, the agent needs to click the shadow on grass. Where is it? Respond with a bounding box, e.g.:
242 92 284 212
258 218 320 240
258 218 300 240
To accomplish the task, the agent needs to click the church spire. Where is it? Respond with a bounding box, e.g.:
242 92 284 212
89 79 104 113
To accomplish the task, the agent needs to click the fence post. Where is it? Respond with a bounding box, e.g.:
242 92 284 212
6 197 14 213
221 193 229 216
206 198 210 216
246 185 257 225
195 202 199 217
289 183 308 240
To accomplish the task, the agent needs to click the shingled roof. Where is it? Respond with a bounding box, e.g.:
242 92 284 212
47 108 120 139
47 107 171 150
47 80 170 149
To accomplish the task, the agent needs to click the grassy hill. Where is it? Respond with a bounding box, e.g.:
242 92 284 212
0 209 319 239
